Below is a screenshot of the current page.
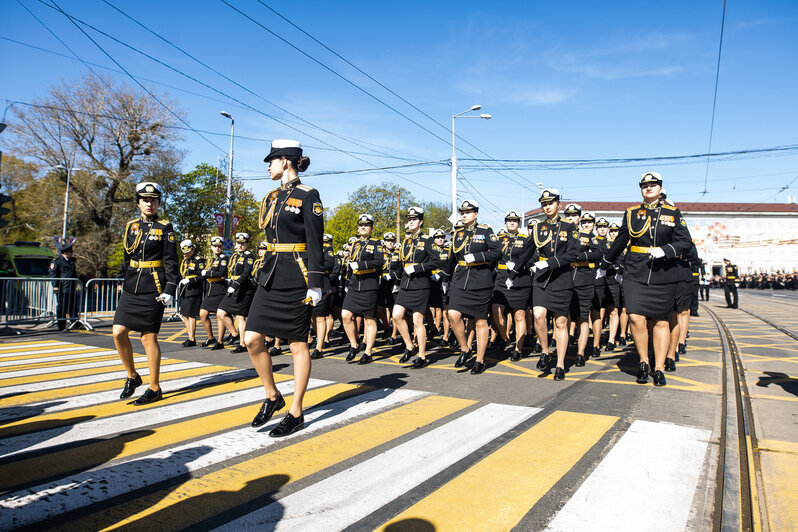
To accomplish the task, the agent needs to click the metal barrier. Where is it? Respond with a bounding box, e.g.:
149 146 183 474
81 278 181 330
0 277 85 329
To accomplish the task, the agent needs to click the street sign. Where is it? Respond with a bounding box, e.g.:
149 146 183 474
448 213 459 226
223 238 234 251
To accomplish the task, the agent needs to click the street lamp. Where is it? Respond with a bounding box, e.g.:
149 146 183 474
451 105 491 221
220 111 234 248
54 164 81 242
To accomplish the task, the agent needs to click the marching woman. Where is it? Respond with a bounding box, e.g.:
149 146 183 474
309 234 336 359
598 172 692 386
491 210 532 362
428 228 449 345
200 236 228 348
342 214 385 364
177 239 205 347
445 199 501 374
391 207 443 368
245 139 324 436
570 212 602 366
114 182 179 405
217 232 255 353
508 189 579 381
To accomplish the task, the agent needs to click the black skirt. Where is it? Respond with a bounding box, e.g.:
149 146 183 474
448 286 492 320
532 285 572 316
394 288 430 314
113 291 165 333
342 289 378 318
492 285 531 310
604 283 621 308
311 292 333 317
219 287 255 317
571 284 594 321
247 284 311 342
623 279 676 320
377 284 395 309
179 294 202 318
428 283 443 308
200 290 225 312
674 280 691 312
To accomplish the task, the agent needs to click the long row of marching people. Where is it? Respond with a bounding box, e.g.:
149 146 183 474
111 137 701 437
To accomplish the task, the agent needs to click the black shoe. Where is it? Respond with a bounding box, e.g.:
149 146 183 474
399 349 415 364
357 342 366 353
509 350 522 362
201 338 216 348
231 344 247 353
636 362 650 384
618 337 627 347
120 373 142 399
133 387 162 405
251 394 286 427
487 340 497 351
322 341 330 349
605 342 615 352
454 351 472 367
626 333 633 342
678 343 686 355
471 361 486 374
532 342 542 354
690 311 699 317
553 367 565 380
224 334 240 346
686 331 690 339
268 346 281 357
269 412 305 437
575 355 585 367
182 339 197 348
358 353 372 365
536 353 550 370
675 352 680 362
310 349 323 360
346 347 357 361
210 341 226 350
653 370 667 386
664 358 676 372
386 337 397 345
411 356 429 369
265 338 275 349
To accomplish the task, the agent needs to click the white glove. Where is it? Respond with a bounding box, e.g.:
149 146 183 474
392 285 399 293
383 273 391 281
649 247 666 259
596 269 607 279
442 281 449 294
344 286 349 292
349 262 359 270
404 265 415 275
505 261 515 271
431 273 440 282
155 293 173 306
615 273 623 283
227 286 235 295
179 278 189 286
534 260 549 271
306 287 322 306
201 269 208 276
464 253 476 263
505 278 514 289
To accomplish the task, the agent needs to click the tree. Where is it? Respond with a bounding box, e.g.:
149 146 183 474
6 72 184 275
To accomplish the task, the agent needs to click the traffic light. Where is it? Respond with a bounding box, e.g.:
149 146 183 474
0 192 11 228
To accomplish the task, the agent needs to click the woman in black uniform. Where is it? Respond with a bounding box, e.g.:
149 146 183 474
113 182 179 405
341 214 385 363
245 139 324 436
570 212 602 366
177 239 205 347
598 172 692 386
445 199 501 374
217 232 255 353
200 236 228 348
428 228 448 345
309 234 336 359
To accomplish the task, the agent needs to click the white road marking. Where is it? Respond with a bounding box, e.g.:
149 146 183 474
0 357 147 379
0 350 118 368
0 342 70 352
0 344 90 358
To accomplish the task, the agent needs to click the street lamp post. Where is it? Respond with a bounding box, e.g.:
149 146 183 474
220 111 235 248
451 105 491 221
54 164 81 242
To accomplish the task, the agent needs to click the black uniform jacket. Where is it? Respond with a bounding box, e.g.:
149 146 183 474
431 243 450 282
48 255 77 280
495 232 532 288
346 237 385 292
319 245 337 293
511 218 579 290
228 250 255 295
396 233 443 290
725 264 739 283
572 230 604 287
257 178 325 290
203 253 229 297
677 242 698 282
445 223 501 290
601 200 692 285
121 215 179 296
180 256 206 298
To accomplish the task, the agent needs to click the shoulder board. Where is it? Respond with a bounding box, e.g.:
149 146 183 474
297 184 313 192
661 204 677 211
420 234 431 240
477 224 491 229
243 250 253 256
518 233 528 238
626 204 641 211
126 218 138 226
158 219 171 226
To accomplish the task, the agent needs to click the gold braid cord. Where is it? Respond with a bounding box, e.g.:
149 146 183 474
451 233 470 255
259 190 279 230
179 259 188 277
532 225 552 249
122 220 144 255
400 236 417 263
627 207 652 239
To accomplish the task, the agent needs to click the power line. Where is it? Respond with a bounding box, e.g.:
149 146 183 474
701 0 727 197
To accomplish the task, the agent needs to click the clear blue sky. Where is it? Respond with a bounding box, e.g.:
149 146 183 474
2 0 797 228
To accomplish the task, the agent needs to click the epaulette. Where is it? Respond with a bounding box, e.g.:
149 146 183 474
518 233 528 238
297 184 313 192
477 224 491 229
661 203 677 211
158 218 171 225
626 204 640 212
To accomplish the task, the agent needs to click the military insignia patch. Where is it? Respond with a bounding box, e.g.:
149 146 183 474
680 217 687 226
50 262 55 270
313 202 323 216
168 233 175 242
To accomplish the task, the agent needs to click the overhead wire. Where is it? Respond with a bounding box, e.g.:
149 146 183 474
701 0 727 197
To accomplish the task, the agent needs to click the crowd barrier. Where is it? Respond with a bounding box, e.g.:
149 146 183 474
82 278 181 330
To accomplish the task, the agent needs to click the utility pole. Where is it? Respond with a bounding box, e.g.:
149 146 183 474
220 111 234 251
396 190 401 238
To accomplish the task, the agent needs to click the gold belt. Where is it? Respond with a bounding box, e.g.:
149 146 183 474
353 268 376 275
692 272 699 276
629 246 653 254
570 261 596 268
206 277 224 283
130 260 163 268
497 264 508 270
267 243 307 252
457 261 488 267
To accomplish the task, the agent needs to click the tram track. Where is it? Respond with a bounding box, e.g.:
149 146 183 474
736 307 798 342
704 304 763 532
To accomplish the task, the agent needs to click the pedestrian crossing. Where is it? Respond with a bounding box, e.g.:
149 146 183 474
0 339 714 531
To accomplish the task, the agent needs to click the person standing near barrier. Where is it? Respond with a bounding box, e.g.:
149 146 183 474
48 240 78 331
245 139 324 437
723 258 739 308
200 236 228 348
177 239 205 347
114 182 179 405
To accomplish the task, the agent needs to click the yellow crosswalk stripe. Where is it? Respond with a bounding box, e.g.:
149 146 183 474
0 382 365 493
0 373 293 439
165 330 186 342
380 410 618 531
61 395 474 531
0 352 119 373
0 347 108 363
0 357 189 387
0 365 229 407
0 341 66 352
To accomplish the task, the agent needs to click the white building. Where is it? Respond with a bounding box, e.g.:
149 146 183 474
525 202 798 274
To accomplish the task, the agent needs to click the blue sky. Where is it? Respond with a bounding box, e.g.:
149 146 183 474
2 0 797 228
